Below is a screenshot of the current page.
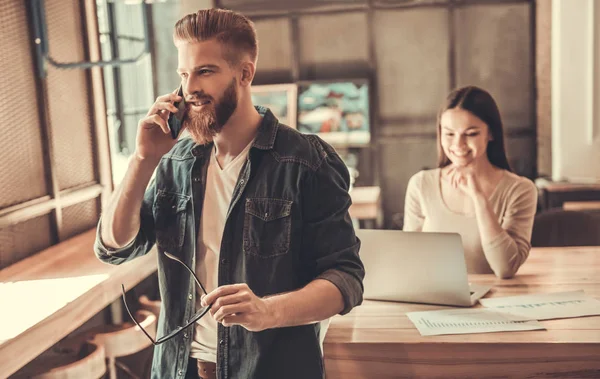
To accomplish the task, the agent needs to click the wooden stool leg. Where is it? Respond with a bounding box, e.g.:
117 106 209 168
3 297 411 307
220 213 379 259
115 360 142 379
107 356 117 379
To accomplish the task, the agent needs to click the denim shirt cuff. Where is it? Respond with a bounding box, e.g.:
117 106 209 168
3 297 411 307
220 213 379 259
316 269 363 315
94 217 137 259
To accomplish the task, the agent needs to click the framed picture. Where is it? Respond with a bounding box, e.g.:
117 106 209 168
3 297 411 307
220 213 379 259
251 83 298 128
297 79 371 147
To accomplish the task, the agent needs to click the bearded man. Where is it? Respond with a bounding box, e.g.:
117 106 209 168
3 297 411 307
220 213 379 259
94 8 364 379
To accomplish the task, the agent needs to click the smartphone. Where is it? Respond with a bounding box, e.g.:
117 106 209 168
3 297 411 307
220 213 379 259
168 86 186 139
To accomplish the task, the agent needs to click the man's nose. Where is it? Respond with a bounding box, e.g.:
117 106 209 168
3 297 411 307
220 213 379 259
182 77 201 99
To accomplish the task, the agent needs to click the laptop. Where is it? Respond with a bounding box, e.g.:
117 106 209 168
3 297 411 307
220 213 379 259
358 229 491 307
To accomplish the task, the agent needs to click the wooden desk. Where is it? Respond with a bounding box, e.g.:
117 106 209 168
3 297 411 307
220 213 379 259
0 229 157 378
349 186 383 228
324 246 600 378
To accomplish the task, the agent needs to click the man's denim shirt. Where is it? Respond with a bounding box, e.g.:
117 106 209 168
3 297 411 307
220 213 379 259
94 107 365 379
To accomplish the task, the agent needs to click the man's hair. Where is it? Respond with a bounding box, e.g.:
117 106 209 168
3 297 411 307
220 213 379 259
173 8 258 66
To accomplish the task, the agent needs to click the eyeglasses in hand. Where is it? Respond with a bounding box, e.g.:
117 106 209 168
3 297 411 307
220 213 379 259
121 251 211 346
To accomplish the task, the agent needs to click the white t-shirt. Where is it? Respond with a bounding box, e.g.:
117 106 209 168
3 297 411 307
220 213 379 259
190 141 253 362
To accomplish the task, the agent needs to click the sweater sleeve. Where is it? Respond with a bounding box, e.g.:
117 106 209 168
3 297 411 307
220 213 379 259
481 178 538 278
403 171 426 231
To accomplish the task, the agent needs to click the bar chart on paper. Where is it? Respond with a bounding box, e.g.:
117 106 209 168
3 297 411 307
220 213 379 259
406 308 545 336
479 291 600 320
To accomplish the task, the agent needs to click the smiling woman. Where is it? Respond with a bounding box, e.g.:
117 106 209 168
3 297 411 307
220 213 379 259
403 86 538 279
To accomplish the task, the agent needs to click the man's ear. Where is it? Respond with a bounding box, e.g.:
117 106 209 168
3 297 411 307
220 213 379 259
239 61 255 87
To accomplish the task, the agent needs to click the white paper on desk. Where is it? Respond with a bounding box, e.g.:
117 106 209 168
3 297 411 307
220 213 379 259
406 308 545 336
479 290 600 320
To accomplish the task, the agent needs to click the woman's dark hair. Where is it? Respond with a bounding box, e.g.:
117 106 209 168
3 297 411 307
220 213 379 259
436 86 512 171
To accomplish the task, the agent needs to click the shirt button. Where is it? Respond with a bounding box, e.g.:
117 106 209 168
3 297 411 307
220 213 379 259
193 177 200 182
264 212 268 218
184 332 188 338
219 339 225 345
240 179 245 185
178 370 183 375
188 293 193 300
221 258 228 265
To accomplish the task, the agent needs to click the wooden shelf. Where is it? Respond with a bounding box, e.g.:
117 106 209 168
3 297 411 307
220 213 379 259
0 229 157 378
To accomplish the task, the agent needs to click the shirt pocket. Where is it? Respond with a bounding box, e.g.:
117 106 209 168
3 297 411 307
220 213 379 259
154 191 189 253
243 198 293 258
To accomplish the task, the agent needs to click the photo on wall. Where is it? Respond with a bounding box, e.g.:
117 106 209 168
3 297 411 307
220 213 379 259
297 80 370 146
251 83 297 128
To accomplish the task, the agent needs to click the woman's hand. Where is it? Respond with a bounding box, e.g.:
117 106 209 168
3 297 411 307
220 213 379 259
446 165 484 201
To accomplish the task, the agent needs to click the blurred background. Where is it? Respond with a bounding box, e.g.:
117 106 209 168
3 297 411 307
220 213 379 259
3 0 599 267
1 0 600 376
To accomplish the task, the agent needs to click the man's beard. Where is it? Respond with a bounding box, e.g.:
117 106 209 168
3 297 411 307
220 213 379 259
183 78 238 145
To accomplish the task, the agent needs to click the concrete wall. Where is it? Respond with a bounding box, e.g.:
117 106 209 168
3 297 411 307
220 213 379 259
251 3 536 227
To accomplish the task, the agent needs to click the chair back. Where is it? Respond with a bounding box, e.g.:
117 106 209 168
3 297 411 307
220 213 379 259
531 209 600 247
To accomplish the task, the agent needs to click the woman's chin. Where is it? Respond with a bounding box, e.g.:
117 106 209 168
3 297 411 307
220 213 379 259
450 158 473 167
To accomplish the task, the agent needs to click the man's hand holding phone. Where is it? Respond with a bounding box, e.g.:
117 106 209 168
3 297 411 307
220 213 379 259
135 90 183 164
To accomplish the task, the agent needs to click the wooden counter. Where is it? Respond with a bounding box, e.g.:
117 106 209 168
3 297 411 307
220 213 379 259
324 246 600 378
563 201 600 211
0 229 157 378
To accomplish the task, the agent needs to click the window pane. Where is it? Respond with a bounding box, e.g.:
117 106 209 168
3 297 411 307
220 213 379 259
0 215 52 269
62 198 100 240
0 1 48 208
98 1 155 186
221 0 367 13
46 0 96 190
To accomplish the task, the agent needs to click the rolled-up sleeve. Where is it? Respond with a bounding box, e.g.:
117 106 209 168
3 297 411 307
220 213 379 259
94 179 157 265
301 141 365 315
